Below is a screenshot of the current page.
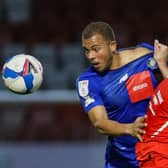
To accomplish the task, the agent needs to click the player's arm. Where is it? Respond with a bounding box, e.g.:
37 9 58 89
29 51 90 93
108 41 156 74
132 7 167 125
154 40 168 78
88 106 146 142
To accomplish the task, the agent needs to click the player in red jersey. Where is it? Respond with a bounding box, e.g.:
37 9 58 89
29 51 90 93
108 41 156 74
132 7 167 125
136 77 168 168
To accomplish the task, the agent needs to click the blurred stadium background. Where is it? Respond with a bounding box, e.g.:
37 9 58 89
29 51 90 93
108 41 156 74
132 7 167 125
0 0 167 167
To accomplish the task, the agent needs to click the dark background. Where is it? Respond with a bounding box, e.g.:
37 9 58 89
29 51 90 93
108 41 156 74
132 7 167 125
0 0 167 142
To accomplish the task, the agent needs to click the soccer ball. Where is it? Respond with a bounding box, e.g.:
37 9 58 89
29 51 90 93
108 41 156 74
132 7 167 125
2 54 43 94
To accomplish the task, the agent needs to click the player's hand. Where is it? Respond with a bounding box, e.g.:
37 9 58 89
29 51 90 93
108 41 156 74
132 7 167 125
127 116 147 142
154 39 168 64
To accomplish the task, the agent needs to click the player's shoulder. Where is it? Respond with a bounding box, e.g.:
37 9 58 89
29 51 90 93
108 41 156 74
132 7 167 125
76 66 102 96
76 66 101 82
119 42 154 65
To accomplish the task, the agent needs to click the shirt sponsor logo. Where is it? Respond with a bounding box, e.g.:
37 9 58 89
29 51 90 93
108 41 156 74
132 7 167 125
78 80 89 97
126 71 154 103
133 83 148 91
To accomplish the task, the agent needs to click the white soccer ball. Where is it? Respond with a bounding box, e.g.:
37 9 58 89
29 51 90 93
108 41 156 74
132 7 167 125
2 54 43 94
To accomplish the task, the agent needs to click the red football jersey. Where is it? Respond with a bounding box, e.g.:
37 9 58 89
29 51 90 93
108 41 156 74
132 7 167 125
142 78 168 143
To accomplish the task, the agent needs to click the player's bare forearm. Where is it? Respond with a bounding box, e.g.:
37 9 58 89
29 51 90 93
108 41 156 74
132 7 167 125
88 106 146 141
154 40 168 78
94 116 146 141
157 61 168 79
94 119 130 136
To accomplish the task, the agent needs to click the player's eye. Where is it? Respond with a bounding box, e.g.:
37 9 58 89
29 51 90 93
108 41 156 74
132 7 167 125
93 47 100 52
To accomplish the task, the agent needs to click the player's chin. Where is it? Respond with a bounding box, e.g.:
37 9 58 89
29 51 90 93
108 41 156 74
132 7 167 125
94 65 105 72
95 67 104 73
98 66 109 73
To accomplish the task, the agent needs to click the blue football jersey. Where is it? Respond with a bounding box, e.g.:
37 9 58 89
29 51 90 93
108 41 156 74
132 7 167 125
76 43 158 167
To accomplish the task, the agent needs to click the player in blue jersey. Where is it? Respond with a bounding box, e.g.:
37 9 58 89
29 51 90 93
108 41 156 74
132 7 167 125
76 22 168 168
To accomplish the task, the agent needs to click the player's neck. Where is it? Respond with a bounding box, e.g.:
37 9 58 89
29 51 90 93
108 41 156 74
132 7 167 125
110 52 122 70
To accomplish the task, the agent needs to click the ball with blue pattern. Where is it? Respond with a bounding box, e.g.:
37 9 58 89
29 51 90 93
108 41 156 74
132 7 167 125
2 54 43 94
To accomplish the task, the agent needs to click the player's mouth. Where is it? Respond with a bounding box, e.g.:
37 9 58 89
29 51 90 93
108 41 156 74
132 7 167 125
92 62 100 69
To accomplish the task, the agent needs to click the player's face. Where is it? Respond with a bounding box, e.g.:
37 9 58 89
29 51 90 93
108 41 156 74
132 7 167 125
82 34 116 72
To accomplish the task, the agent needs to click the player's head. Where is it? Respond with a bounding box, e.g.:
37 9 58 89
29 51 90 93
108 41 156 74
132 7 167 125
82 21 116 41
82 21 117 72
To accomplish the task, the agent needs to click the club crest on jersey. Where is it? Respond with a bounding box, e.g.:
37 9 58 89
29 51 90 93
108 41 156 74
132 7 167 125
78 80 89 97
147 58 158 70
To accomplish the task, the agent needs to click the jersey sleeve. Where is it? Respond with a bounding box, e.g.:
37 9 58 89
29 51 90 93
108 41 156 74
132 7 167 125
137 42 154 50
76 76 104 113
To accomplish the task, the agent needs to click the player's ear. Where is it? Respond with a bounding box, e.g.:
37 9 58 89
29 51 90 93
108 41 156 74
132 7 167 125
109 41 117 52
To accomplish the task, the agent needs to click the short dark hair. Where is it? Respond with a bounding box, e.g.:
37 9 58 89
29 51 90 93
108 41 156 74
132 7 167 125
82 21 116 41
